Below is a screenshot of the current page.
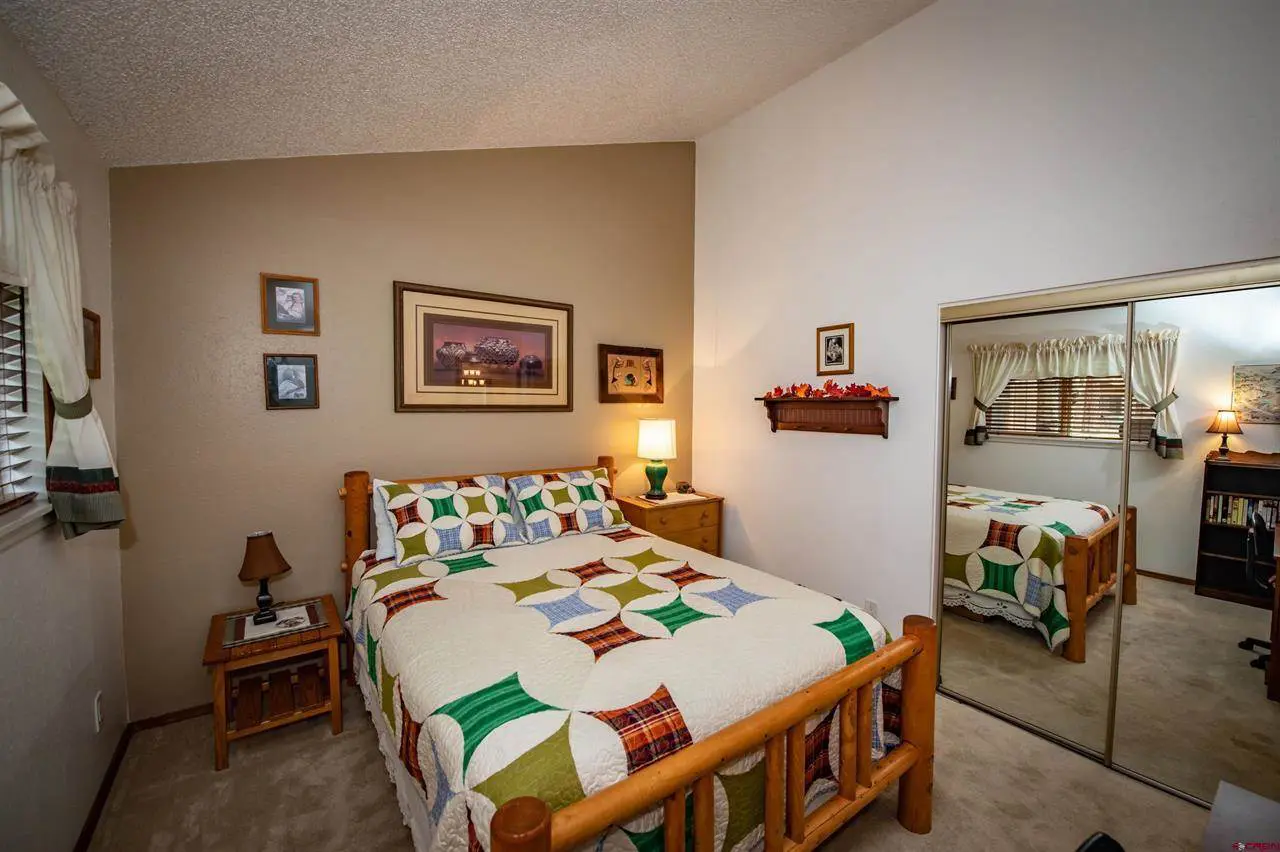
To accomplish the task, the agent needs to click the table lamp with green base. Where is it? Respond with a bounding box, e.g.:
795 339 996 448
637 418 677 500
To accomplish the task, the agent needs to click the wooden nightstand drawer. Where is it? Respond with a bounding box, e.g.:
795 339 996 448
646 500 720 534
665 526 720 555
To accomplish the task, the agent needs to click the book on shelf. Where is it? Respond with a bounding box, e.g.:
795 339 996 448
1204 494 1278 528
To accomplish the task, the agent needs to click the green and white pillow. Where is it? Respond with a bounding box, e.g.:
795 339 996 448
508 467 627 544
377 474 523 564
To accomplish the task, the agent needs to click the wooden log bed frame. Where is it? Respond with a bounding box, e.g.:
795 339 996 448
1061 506 1138 663
339 455 939 852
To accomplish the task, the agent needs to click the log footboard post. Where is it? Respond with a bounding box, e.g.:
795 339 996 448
1062 537 1088 664
897 615 938 835
342 470 371 686
1122 506 1138 606
492 797 552 852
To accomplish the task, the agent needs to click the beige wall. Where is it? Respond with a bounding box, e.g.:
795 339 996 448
0 19 126 851
111 143 695 718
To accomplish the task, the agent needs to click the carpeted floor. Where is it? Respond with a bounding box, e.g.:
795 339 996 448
941 573 1280 802
90 689 1209 852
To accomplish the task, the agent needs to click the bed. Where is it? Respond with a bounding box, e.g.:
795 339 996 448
942 484 1137 663
338 456 937 852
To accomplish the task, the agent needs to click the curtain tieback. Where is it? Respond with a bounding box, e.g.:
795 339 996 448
54 389 93 420
1150 392 1178 414
973 398 991 413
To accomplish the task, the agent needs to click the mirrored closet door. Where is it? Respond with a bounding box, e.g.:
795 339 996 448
939 305 1128 754
1112 286 1280 802
937 267 1280 808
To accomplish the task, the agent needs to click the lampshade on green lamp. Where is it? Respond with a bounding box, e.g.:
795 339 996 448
637 418 677 500
1205 409 1243 458
239 531 293 624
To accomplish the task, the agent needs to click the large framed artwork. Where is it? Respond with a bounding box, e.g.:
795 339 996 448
1232 363 1280 424
598 344 663 403
393 282 573 412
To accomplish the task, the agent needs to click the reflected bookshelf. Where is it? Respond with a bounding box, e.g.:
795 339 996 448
1196 451 1280 608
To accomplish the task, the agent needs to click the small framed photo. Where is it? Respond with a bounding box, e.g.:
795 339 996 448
263 354 318 410
816 323 854 376
261 273 319 335
82 308 101 379
598 344 664 403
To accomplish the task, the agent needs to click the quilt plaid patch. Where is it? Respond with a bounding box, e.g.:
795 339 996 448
589 684 693 773
560 558 621 584
982 520 1025 553
566 615 653 659
381 582 446 622
805 707 837 788
601 527 645 543
399 697 426 791
660 563 720 588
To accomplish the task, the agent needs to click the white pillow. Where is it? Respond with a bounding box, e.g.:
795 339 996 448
372 478 396 561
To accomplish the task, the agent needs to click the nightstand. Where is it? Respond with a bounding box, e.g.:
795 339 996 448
202 594 343 770
618 492 724 556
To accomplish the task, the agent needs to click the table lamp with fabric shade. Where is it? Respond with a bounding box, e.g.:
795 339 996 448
637 418 677 500
239 531 292 624
1206 409 1243 459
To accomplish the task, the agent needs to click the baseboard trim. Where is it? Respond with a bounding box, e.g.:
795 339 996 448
1136 569 1196 586
73 702 214 851
72 724 132 852
131 702 213 731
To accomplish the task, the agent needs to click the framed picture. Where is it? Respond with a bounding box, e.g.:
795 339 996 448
598 344 663 403
260 273 319 335
816 323 854 376
394 282 572 412
263 354 319 410
1232 363 1280 424
82 308 101 379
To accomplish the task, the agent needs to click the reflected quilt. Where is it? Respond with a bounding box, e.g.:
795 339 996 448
942 484 1113 649
347 529 898 852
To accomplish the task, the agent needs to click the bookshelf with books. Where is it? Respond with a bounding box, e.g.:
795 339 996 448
1196 450 1280 608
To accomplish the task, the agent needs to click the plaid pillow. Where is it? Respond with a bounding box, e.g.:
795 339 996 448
507 467 627 545
377 474 524 564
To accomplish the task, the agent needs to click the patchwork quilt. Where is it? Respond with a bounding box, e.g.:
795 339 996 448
943 484 1113 649
347 528 899 852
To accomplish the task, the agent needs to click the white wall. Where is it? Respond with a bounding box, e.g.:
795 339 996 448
947 289 1280 580
0 20 125 852
693 0 1280 631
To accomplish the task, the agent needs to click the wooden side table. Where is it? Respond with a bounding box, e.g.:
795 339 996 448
202 593 343 770
617 492 724 556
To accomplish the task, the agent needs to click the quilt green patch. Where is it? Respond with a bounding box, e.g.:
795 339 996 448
1045 521 1076 537
380 656 397 728
618 548 672 571
978 555 1020 597
718 760 766 852
474 717 585 811
501 573 561 602
814 609 875 665
363 562 428 595
600 575 662 609
639 597 717 633
366 631 379 685
440 551 495 575
434 672 560 774
427 495 461 519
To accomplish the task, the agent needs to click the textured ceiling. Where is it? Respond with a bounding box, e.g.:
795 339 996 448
0 0 933 166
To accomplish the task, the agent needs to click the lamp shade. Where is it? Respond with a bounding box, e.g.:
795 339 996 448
1206 409 1243 435
637 418 677 460
239 531 292 582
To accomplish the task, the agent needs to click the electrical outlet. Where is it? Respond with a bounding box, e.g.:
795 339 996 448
863 599 878 617
93 691 103 733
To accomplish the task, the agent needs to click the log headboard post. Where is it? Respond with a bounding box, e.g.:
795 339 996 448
341 469 372 607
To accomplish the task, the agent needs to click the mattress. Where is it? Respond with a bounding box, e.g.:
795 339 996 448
347 527 898 852
942 484 1113 649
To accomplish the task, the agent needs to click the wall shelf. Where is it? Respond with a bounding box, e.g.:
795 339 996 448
756 396 899 438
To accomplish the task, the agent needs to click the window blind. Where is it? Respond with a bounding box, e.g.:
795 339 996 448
1 282 38 514
987 376 1156 442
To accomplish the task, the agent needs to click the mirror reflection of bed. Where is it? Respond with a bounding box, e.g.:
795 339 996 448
938 285 1280 807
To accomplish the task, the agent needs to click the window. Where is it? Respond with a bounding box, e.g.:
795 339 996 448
1 281 43 514
987 376 1156 443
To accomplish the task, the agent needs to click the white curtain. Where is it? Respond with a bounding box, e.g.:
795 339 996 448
965 333 1181 459
964 344 1028 445
1129 329 1183 458
2 86 123 537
